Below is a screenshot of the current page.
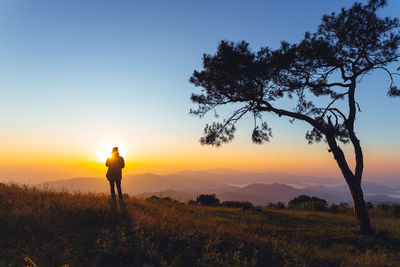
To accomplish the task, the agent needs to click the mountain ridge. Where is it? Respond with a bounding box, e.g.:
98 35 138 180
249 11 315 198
36 171 400 205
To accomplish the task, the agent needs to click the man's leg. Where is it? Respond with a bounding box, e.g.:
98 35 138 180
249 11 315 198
109 180 116 198
116 180 123 199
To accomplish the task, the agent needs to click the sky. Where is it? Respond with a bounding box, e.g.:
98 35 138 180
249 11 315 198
0 0 399 183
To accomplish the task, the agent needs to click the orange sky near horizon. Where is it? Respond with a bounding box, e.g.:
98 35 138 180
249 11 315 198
1 131 399 184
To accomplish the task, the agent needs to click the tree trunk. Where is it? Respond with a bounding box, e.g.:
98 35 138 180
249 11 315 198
326 135 373 234
346 179 373 234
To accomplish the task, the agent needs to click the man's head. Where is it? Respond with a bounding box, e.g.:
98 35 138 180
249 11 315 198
112 147 119 155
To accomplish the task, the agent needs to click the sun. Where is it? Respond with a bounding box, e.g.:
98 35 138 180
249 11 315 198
95 144 115 163
95 142 127 163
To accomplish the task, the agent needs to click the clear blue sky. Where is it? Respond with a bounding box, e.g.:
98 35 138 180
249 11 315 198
0 0 399 182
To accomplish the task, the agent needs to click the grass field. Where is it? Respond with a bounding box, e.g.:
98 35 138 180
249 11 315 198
1 183 400 266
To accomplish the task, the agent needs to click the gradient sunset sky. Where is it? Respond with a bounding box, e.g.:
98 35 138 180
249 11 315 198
0 0 399 183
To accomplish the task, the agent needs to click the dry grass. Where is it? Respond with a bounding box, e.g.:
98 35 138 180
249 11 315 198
1 183 400 266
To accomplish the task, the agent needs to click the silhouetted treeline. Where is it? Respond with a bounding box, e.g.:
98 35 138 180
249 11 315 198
185 194 400 218
188 194 254 210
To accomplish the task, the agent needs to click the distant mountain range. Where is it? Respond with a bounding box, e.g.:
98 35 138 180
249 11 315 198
37 169 400 205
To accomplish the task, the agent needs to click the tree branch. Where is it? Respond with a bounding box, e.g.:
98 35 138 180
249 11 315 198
257 100 325 131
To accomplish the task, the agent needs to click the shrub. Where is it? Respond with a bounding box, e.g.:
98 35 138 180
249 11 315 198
196 194 220 206
276 202 286 209
288 195 327 211
306 201 327 211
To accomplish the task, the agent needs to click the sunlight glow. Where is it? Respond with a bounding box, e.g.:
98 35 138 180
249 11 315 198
95 143 124 163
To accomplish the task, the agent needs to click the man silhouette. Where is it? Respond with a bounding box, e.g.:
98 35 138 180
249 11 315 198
105 147 125 199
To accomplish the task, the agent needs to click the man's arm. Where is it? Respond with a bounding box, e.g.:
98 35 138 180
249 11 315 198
105 158 109 167
121 157 125 169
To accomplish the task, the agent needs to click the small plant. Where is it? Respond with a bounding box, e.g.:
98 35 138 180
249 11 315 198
276 202 286 210
288 195 327 211
196 194 220 206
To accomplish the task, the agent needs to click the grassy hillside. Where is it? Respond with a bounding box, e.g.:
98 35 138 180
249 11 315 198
1 183 400 266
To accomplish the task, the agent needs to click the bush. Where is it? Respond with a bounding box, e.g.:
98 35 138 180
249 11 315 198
276 202 286 209
306 201 327 211
196 194 220 206
288 195 327 211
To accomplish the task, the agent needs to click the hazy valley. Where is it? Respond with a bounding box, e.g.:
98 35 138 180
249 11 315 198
37 169 400 205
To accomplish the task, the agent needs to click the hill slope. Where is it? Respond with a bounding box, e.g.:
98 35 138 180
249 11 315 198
1 183 400 266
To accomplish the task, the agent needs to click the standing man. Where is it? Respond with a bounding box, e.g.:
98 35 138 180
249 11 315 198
106 147 125 199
